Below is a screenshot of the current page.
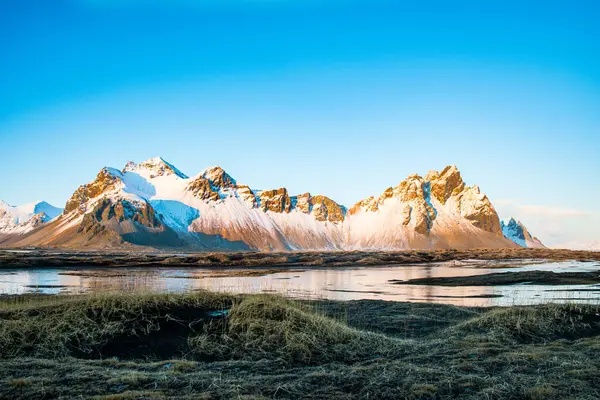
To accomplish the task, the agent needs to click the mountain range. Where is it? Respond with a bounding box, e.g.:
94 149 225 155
0 157 546 251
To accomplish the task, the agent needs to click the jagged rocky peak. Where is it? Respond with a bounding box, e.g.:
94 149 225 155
311 195 346 223
428 165 465 204
293 193 346 223
295 193 312 213
502 217 521 235
347 165 503 236
424 165 501 235
427 165 501 235
235 185 258 207
501 217 545 248
397 174 427 202
186 167 241 202
64 167 123 214
258 188 292 213
347 173 436 234
201 166 237 189
124 157 188 179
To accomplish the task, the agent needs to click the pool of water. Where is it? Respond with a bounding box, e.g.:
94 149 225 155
1 259 599 306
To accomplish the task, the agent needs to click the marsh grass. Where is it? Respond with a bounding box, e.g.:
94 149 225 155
2 292 600 399
189 295 409 364
449 303 600 342
0 291 234 358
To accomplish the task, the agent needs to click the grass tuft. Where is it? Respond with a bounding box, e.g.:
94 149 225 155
0 291 233 359
190 295 408 364
448 303 600 343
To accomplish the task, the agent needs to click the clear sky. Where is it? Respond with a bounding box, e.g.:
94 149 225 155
1 0 599 248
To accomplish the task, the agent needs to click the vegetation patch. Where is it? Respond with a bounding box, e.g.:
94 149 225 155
0 291 233 359
390 270 600 286
448 303 600 343
189 295 408 364
2 292 600 399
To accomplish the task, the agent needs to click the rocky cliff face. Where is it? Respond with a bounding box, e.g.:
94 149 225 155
428 165 465 205
79 198 162 234
186 176 221 201
202 166 237 190
5 157 542 250
64 168 121 214
124 157 188 179
258 188 292 213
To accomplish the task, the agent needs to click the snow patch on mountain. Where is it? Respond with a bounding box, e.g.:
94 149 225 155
11 157 538 250
0 200 63 234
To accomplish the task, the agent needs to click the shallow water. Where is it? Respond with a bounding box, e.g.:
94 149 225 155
1 260 600 306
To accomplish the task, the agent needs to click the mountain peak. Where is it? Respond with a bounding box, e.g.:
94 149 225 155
0 199 63 233
503 217 519 227
429 164 465 204
146 156 167 164
501 218 545 248
124 157 188 179
201 166 237 189
441 164 459 173
4 159 543 251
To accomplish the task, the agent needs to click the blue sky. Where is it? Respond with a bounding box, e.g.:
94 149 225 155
1 0 599 247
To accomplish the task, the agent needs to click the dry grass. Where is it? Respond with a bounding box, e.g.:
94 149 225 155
0 291 234 358
1 292 600 399
190 295 408 364
450 303 600 342
2 247 599 270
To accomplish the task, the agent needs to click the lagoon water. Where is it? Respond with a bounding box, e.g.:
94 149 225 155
1 260 600 306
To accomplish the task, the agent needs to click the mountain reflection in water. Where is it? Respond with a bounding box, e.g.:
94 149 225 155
1 260 600 307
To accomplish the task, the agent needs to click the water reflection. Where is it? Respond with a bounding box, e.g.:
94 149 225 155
1 260 599 307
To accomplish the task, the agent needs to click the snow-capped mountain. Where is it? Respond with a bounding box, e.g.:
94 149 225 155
5 157 542 250
500 218 546 248
0 200 63 235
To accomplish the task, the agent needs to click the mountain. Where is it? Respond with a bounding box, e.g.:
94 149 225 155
0 200 63 237
500 218 546 248
4 157 542 251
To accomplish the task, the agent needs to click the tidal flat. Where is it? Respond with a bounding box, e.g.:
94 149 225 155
1 247 600 269
2 249 600 306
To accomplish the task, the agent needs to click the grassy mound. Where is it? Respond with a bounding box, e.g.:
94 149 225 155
0 292 409 364
0 291 233 359
448 303 600 343
190 295 407 364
